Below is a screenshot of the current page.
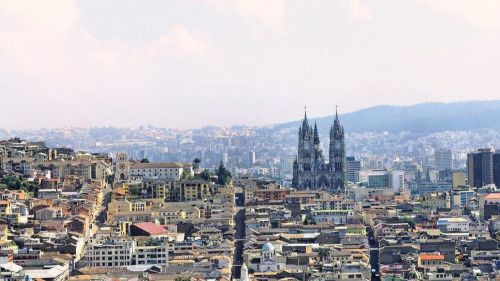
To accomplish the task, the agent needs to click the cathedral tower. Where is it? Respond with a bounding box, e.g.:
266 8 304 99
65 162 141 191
329 108 346 192
293 107 346 192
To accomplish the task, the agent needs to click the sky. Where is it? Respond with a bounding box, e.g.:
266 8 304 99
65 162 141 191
1 0 500 129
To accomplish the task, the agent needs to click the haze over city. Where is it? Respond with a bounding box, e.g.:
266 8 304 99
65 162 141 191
2 0 500 129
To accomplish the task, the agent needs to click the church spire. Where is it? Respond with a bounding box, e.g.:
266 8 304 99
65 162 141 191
301 106 311 138
313 120 320 145
332 105 342 137
302 106 309 127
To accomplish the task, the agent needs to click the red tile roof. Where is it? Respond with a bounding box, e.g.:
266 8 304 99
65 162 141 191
484 193 500 200
133 222 168 235
419 253 444 261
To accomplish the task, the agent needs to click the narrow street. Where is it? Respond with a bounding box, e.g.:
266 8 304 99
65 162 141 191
367 226 380 281
96 183 112 226
232 191 246 280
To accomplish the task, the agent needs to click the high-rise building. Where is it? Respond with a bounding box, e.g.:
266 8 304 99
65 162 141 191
359 169 390 189
494 150 500 189
346 156 361 183
292 108 346 193
391 170 405 192
248 150 256 167
452 172 466 188
434 149 452 171
467 148 493 188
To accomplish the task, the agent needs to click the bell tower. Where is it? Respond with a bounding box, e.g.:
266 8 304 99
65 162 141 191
115 152 129 182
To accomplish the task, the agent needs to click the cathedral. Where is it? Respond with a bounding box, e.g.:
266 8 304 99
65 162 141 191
292 108 346 193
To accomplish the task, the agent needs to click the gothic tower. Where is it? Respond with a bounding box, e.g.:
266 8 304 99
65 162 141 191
293 107 346 192
297 110 314 181
329 108 346 192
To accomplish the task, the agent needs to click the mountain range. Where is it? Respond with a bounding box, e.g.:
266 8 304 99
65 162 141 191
271 100 500 134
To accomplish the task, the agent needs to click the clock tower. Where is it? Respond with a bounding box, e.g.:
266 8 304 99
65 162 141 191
115 152 129 182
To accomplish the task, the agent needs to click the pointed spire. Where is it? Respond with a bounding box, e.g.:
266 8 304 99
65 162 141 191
335 105 338 120
301 106 310 138
313 120 320 145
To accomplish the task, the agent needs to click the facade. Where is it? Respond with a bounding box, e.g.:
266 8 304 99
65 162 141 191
346 156 361 183
130 162 192 181
256 241 279 272
85 238 135 267
437 218 469 233
115 153 130 181
494 151 500 189
391 170 405 192
467 148 494 188
359 169 390 189
292 109 346 193
434 149 452 171
85 238 168 268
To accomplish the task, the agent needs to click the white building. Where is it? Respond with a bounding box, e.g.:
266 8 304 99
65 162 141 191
391 170 405 192
85 238 135 267
130 162 193 181
85 238 168 268
311 209 352 224
252 241 280 272
437 218 469 233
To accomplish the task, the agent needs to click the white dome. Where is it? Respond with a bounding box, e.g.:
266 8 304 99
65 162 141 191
262 241 274 252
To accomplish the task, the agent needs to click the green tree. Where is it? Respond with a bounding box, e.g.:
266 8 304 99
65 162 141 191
139 158 149 163
216 161 232 185
192 158 201 171
181 170 193 180
197 169 211 181
315 247 331 262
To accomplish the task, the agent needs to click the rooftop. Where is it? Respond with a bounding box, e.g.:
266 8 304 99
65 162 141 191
132 222 168 235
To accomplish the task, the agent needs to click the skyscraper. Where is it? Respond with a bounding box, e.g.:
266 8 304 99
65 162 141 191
292 108 346 193
346 156 361 183
248 151 256 167
434 148 452 171
467 148 493 188
494 150 500 189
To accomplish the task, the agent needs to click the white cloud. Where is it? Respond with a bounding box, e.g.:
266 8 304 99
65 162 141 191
418 0 500 30
147 26 211 59
347 0 373 21
206 0 287 34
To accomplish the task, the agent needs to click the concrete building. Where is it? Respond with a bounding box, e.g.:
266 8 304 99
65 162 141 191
452 172 466 188
359 169 390 188
434 149 452 171
346 156 361 183
391 170 405 192
130 162 193 181
467 148 494 188
437 217 469 233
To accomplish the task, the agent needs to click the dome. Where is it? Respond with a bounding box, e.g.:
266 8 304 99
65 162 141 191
262 241 274 252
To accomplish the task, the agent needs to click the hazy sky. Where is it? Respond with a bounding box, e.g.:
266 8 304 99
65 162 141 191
1 0 500 129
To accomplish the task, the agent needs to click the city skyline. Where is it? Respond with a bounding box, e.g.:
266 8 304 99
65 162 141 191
2 1 500 129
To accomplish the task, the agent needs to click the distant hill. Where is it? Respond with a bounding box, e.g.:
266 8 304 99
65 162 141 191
272 100 500 134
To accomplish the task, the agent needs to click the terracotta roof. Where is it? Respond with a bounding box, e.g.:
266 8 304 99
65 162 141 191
419 253 444 261
484 193 500 200
132 222 168 235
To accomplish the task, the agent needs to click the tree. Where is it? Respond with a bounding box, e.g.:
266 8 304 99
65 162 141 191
139 158 149 163
181 170 193 180
197 169 211 181
0 174 35 193
315 247 331 262
216 161 232 185
192 158 201 172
